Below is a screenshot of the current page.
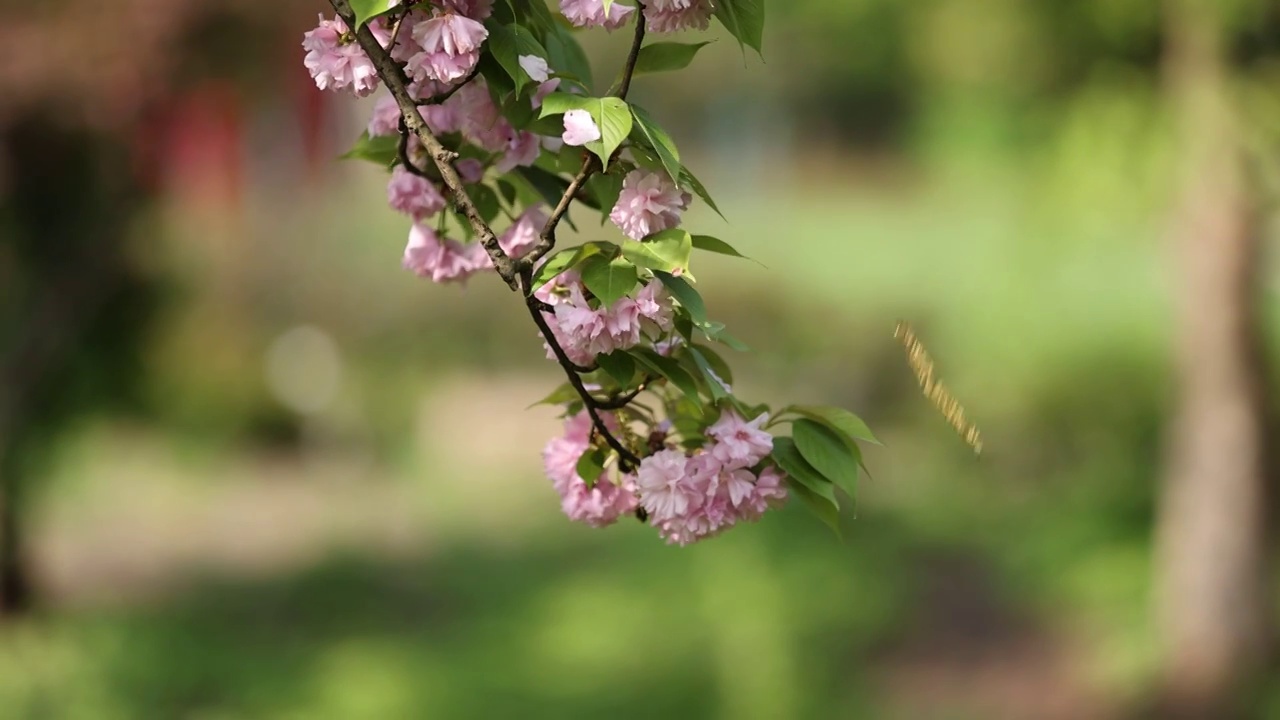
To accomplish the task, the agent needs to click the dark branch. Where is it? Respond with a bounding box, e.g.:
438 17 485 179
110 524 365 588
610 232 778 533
521 11 648 279
526 297 641 471
329 0 520 290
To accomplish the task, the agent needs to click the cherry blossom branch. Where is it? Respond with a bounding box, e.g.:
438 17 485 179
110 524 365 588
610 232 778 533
525 296 642 471
328 0 521 291
521 9 649 282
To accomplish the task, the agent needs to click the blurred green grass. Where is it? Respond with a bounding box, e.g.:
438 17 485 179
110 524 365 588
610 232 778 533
0 161 1203 718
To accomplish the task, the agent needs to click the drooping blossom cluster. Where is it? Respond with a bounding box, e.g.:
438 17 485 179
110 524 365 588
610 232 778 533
542 408 789 544
536 275 676 365
542 411 640 527
559 0 714 33
304 0 868 547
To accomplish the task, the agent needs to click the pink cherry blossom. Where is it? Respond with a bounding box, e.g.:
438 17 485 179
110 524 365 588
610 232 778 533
533 79 561 109
542 411 637 527
495 130 542 173
633 281 675 333
519 55 551 83
609 169 692 240
706 410 774 469
499 206 547 260
562 109 601 146
560 0 636 30
368 94 402 137
636 449 700 523
644 0 714 33
302 15 380 97
387 166 446 220
452 82 516 152
403 223 487 283
438 0 494 20
739 466 789 520
405 12 488 83
420 102 462 135
456 158 486 185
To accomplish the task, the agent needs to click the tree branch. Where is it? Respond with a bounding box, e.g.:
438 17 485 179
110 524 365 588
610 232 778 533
521 10 648 282
329 0 520 290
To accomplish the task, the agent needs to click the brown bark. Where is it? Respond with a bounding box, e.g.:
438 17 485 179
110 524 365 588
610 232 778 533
1154 0 1274 715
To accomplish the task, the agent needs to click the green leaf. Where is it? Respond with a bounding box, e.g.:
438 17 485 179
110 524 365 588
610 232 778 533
340 132 399 168
585 97 634 169
680 165 724 219
784 405 881 446
530 242 613 291
621 230 692 274
792 420 859 504
714 0 765 55
527 383 580 409
629 105 682 185
539 92 591 117
544 24 594 88
630 349 702 403
539 95 633 168
692 235 754 262
654 271 707 326
771 438 836 500
587 173 624 224
579 255 638 307
788 478 842 537
351 0 396 28
471 184 501 225
486 23 549 88
597 351 636 386
516 165 600 213
632 41 713 76
690 344 733 385
686 347 730 401
576 448 606 488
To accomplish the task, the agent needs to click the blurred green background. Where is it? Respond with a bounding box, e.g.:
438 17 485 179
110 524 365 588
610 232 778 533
3 0 1280 718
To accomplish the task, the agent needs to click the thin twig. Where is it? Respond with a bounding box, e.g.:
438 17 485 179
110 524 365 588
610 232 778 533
329 0 520 290
521 10 648 278
526 297 641 470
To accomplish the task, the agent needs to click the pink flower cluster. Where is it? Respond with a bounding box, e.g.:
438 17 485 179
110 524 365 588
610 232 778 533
543 411 639 527
302 15 379 96
537 276 675 365
636 411 788 545
644 0 715 33
609 169 692 240
558 0 713 33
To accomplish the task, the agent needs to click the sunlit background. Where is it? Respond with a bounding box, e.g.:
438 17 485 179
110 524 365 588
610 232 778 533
3 1 1280 718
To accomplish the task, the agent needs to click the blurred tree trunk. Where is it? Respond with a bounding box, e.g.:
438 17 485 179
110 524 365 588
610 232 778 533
0 457 32 616
1154 0 1274 715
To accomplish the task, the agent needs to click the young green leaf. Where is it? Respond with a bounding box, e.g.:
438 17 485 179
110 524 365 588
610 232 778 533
630 349 702 403
527 383 580 409
792 419 859 503
654 271 708 326
690 344 734 384
784 405 881 446
529 242 613 292
579 255 638 307
629 105 682 185
584 97 633 168
714 0 765 55
788 479 842 537
692 235 755 262
340 132 399 168
576 448 606 488
621 230 692 275
680 164 725 219
771 437 837 502
350 0 396 28
687 346 730 401
596 351 636 386
486 23 549 88
544 24 594 88
632 41 713 76
539 92 591 117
